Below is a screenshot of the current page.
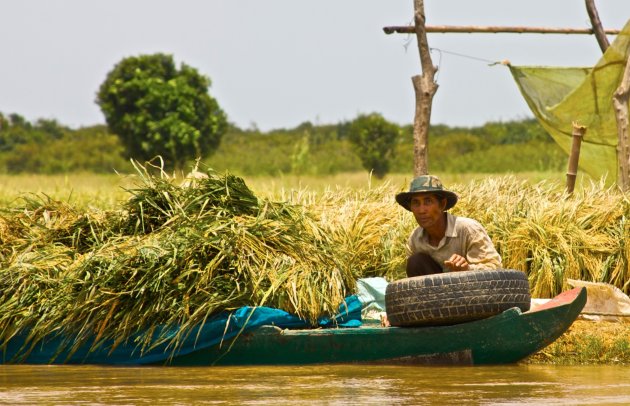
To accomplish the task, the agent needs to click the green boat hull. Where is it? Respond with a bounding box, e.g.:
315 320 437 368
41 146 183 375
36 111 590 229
170 287 587 366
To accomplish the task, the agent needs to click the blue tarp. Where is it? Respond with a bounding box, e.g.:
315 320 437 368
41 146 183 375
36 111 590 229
2 294 364 365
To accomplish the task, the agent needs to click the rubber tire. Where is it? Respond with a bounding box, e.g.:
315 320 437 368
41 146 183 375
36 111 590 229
385 269 531 327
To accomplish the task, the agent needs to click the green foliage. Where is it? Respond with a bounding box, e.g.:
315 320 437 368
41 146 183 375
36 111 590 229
435 132 485 155
389 120 563 174
0 109 567 176
429 141 566 173
471 119 551 144
96 53 228 171
208 118 565 177
346 113 400 178
290 132 311 176
0 115 131 173
206 123 361 176
0 123 131 173
0 114 64 153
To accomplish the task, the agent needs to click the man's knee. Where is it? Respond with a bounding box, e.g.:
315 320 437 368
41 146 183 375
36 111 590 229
406 253 442 277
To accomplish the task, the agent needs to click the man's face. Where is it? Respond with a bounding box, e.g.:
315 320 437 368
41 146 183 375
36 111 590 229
408 193 446 229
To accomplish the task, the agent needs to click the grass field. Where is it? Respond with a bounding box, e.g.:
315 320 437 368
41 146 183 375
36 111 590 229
0 173 133 209
0 170 577 209
246 171 571 197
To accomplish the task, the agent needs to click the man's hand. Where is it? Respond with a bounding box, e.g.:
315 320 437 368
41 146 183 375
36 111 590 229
444 254 470 272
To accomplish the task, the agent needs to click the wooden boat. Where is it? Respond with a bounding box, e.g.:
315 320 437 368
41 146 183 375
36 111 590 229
176 286 586 366
1 287 586 366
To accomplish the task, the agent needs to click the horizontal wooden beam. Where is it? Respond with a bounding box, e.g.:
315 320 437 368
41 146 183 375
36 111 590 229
383 25 622 35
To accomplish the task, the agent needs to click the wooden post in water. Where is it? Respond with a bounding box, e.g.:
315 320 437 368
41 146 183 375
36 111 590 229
566 123 586 194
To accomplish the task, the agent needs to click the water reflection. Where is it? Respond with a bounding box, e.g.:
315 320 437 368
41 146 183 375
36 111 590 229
0 364 629 405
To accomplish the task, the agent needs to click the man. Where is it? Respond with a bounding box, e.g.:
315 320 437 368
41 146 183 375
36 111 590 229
395 175 502 277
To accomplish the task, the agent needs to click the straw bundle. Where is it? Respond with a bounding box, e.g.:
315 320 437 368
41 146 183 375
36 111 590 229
454 176 630 298
297 184 411 281
0 164 354 357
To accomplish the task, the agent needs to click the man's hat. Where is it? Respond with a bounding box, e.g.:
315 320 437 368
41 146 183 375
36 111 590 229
395 175 458 211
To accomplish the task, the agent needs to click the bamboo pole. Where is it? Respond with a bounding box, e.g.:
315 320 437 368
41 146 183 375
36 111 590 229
383 25 621 35
566 123 586 194
613 55 630 192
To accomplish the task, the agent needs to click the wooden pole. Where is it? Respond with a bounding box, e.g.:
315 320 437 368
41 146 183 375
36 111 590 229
566 123 586 194
614 55 630 192
411 0 437 176
383 25 621 35
585 0 610 53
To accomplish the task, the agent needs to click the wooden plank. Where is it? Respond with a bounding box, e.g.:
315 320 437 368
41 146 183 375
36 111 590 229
383 25 622 35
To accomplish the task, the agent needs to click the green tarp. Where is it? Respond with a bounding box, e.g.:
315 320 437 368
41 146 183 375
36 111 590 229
510 19 630 184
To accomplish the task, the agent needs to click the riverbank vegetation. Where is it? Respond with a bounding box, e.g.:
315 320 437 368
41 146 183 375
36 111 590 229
525 320 630 365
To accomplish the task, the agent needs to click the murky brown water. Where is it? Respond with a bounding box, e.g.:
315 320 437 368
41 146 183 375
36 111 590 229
0 364 629 405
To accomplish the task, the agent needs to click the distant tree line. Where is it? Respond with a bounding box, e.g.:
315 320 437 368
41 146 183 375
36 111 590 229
0 111 565 176
0 113 130 173
206 117 566 177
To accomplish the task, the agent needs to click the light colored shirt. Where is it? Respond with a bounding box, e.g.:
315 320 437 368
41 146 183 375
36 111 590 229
408 212 502 272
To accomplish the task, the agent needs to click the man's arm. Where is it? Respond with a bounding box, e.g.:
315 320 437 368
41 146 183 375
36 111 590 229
461 219 502 270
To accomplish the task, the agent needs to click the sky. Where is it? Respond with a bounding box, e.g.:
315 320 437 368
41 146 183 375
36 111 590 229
1 0 629 131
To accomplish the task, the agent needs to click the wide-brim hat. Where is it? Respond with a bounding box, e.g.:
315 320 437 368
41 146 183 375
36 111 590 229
395 175 458 211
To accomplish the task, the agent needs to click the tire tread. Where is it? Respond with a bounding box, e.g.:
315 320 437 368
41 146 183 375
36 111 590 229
385 269 531 327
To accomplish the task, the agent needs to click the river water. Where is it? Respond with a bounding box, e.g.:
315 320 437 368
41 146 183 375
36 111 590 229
1 364 629 405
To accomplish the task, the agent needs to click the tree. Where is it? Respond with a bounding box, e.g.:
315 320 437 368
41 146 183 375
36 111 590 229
347 113 400 178
96 53 227 171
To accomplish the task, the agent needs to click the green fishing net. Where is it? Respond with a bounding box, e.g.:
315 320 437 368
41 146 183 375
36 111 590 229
510 19 630 185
